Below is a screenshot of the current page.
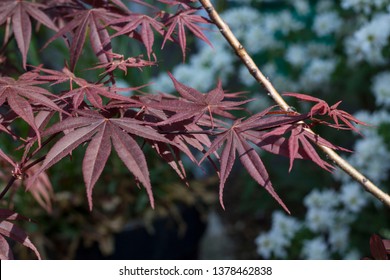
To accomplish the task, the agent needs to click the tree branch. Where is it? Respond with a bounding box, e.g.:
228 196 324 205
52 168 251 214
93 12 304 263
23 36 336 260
198 0 390 208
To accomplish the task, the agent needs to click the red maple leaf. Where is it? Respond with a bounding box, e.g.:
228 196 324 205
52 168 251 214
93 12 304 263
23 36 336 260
0 0 58 69
284 92 368 133
0 209 41 260
0 72 63 145
29 109 180 210
44 8 119 70
107 13 165 59
162 8 212 60
148 72 249 127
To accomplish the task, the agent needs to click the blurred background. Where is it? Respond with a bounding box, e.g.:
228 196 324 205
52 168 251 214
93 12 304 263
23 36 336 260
1 0 390 259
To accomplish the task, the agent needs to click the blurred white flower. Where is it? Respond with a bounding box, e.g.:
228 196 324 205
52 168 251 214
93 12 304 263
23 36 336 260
345 13 390 64
304 189 340 210
313 11 342 37
301 236 330 259
349 133 390 183
191 47 235 83
255 230 288 259
306 207 336 232
333 209 356 226
223 7 262 39
341 0 389 14
278 10 305 34
171 64 213 92
244 24 280 54
255 232 273 259
299 58 336 90
340 182 369 212
372 71 390 107
292 0 311 16
285 44 308 67
353 109 390 136
271 211 302 239
329 226 350 253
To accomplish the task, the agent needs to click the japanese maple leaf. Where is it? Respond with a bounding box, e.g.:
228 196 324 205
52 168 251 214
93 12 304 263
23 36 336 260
197 107 310 213
149 72 249 127
0 209 41 260
107 13 164 59
249 122 350 173
29 110 176 210
44 8 118 70
0 73 63 145
60 80 140 110
34 66 141 109
0 0 58 69
24 164 54 214
162 8 212 60
198 117 290 213
284 92 368 133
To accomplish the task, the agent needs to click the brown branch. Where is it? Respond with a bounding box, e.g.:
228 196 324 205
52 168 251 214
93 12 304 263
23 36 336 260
198 0 390 208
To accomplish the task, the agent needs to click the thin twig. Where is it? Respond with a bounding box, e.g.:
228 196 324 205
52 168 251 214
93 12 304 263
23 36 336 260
199 0 390 208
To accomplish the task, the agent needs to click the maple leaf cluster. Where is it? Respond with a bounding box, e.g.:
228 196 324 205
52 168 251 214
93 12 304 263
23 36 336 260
0 0 366 259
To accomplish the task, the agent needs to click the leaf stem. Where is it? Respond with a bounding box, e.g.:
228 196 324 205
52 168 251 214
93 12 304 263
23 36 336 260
198 0 390 208
0 176 16 201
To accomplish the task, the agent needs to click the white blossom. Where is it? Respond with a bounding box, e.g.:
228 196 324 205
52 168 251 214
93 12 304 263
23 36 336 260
223 7 262 39
353 109 390 136
299 58 337 90
341 0 390 14
285 44 308 67
349 133 390 184
313 11 342 37
372 71 390 107
301 236 330 259
306 208 336 232
271 211 301 239
292 0 311 16
172 64 214 92
304 189 340 210
340 182 369 212
255 230 288 259
345 13 390 64
244 24 280 54
329 226 350 253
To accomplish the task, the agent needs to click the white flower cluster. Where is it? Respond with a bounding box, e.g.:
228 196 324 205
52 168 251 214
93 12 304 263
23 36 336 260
335 133 390 185
312 11 342 37
345 13 390 65
299 58 337 91
341 0 390 15
255 211 301 259
372 71 390 107
255 186 369 259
